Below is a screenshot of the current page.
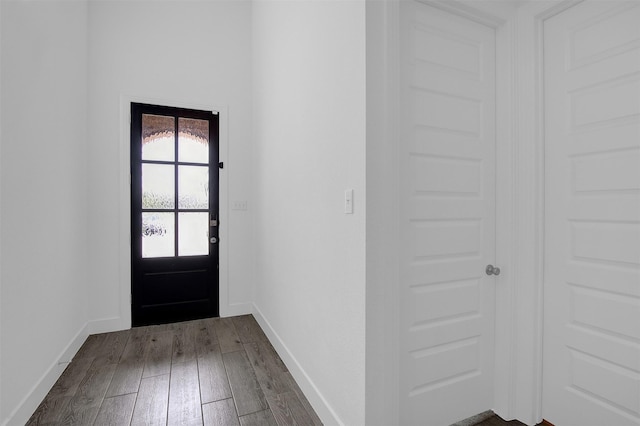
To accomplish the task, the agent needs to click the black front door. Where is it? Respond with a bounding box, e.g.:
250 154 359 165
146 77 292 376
131 103 219 326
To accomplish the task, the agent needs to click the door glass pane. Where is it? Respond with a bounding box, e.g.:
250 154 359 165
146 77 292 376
142 212 175 258
178 165 208 209
142 114 175 161
142 164 175 209
178 117 209 164
178 212 209 256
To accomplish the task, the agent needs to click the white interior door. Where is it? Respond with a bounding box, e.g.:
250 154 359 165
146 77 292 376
543 2 640 425
399 2 497 425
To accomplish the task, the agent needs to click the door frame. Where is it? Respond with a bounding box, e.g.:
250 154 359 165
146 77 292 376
445 1 580 423
110 95 229 332
441 1 580 423
129 102 220 326
365 1 582 425
506 1 582 424
414 0 524 421
397 3 500 423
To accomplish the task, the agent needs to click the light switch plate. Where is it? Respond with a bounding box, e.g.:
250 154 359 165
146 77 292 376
345 189 354 214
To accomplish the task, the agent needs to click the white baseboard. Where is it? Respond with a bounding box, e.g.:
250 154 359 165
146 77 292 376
87 301 253 334
251 304 343 426
1 322 89 426
88 316 128 334
220 301 252 318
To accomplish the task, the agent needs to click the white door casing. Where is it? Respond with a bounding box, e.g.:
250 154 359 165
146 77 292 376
543 1 640 425
399 2 497 424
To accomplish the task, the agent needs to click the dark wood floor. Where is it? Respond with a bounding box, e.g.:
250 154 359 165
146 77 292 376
27 315 322 426
473 415 527 426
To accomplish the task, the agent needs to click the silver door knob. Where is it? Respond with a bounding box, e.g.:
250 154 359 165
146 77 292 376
210 236 218 244
486 264 500 276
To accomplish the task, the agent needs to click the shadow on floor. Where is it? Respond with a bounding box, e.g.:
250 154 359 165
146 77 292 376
452 410 529 426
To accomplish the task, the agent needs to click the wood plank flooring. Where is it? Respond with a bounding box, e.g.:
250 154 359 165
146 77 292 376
27 315 322 426
473 416 527 426
453 411 531 426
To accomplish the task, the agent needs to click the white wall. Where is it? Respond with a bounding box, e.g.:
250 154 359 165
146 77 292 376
252 1 367 424
87 0 254 329
0 1 90 424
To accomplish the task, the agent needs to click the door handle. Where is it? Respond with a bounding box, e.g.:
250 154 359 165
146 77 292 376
486 264 501 276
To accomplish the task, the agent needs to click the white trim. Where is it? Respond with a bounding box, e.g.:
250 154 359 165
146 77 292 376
409 1 522 423
252 304 343 426
365 0 401 424
420 0 506 27
503 2 581 424
493 12 518 420
0 1 4 422
88 316 126 334
383 1 548 423
379 2 588 424
220 302 252 318
0 322 89 426
118 94 229 330
410 3 583 424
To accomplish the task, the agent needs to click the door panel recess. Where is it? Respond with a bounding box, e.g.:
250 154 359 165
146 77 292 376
399 2 498 424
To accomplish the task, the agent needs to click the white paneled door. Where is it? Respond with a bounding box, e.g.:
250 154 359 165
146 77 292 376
399 2 497 425
544 2 640 425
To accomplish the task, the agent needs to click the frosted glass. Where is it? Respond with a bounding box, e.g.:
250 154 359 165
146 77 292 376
178 165 208 209
142 114 175 161
178 213 209 256
142 212 175 258
142 164 175 209
178 117 209 164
